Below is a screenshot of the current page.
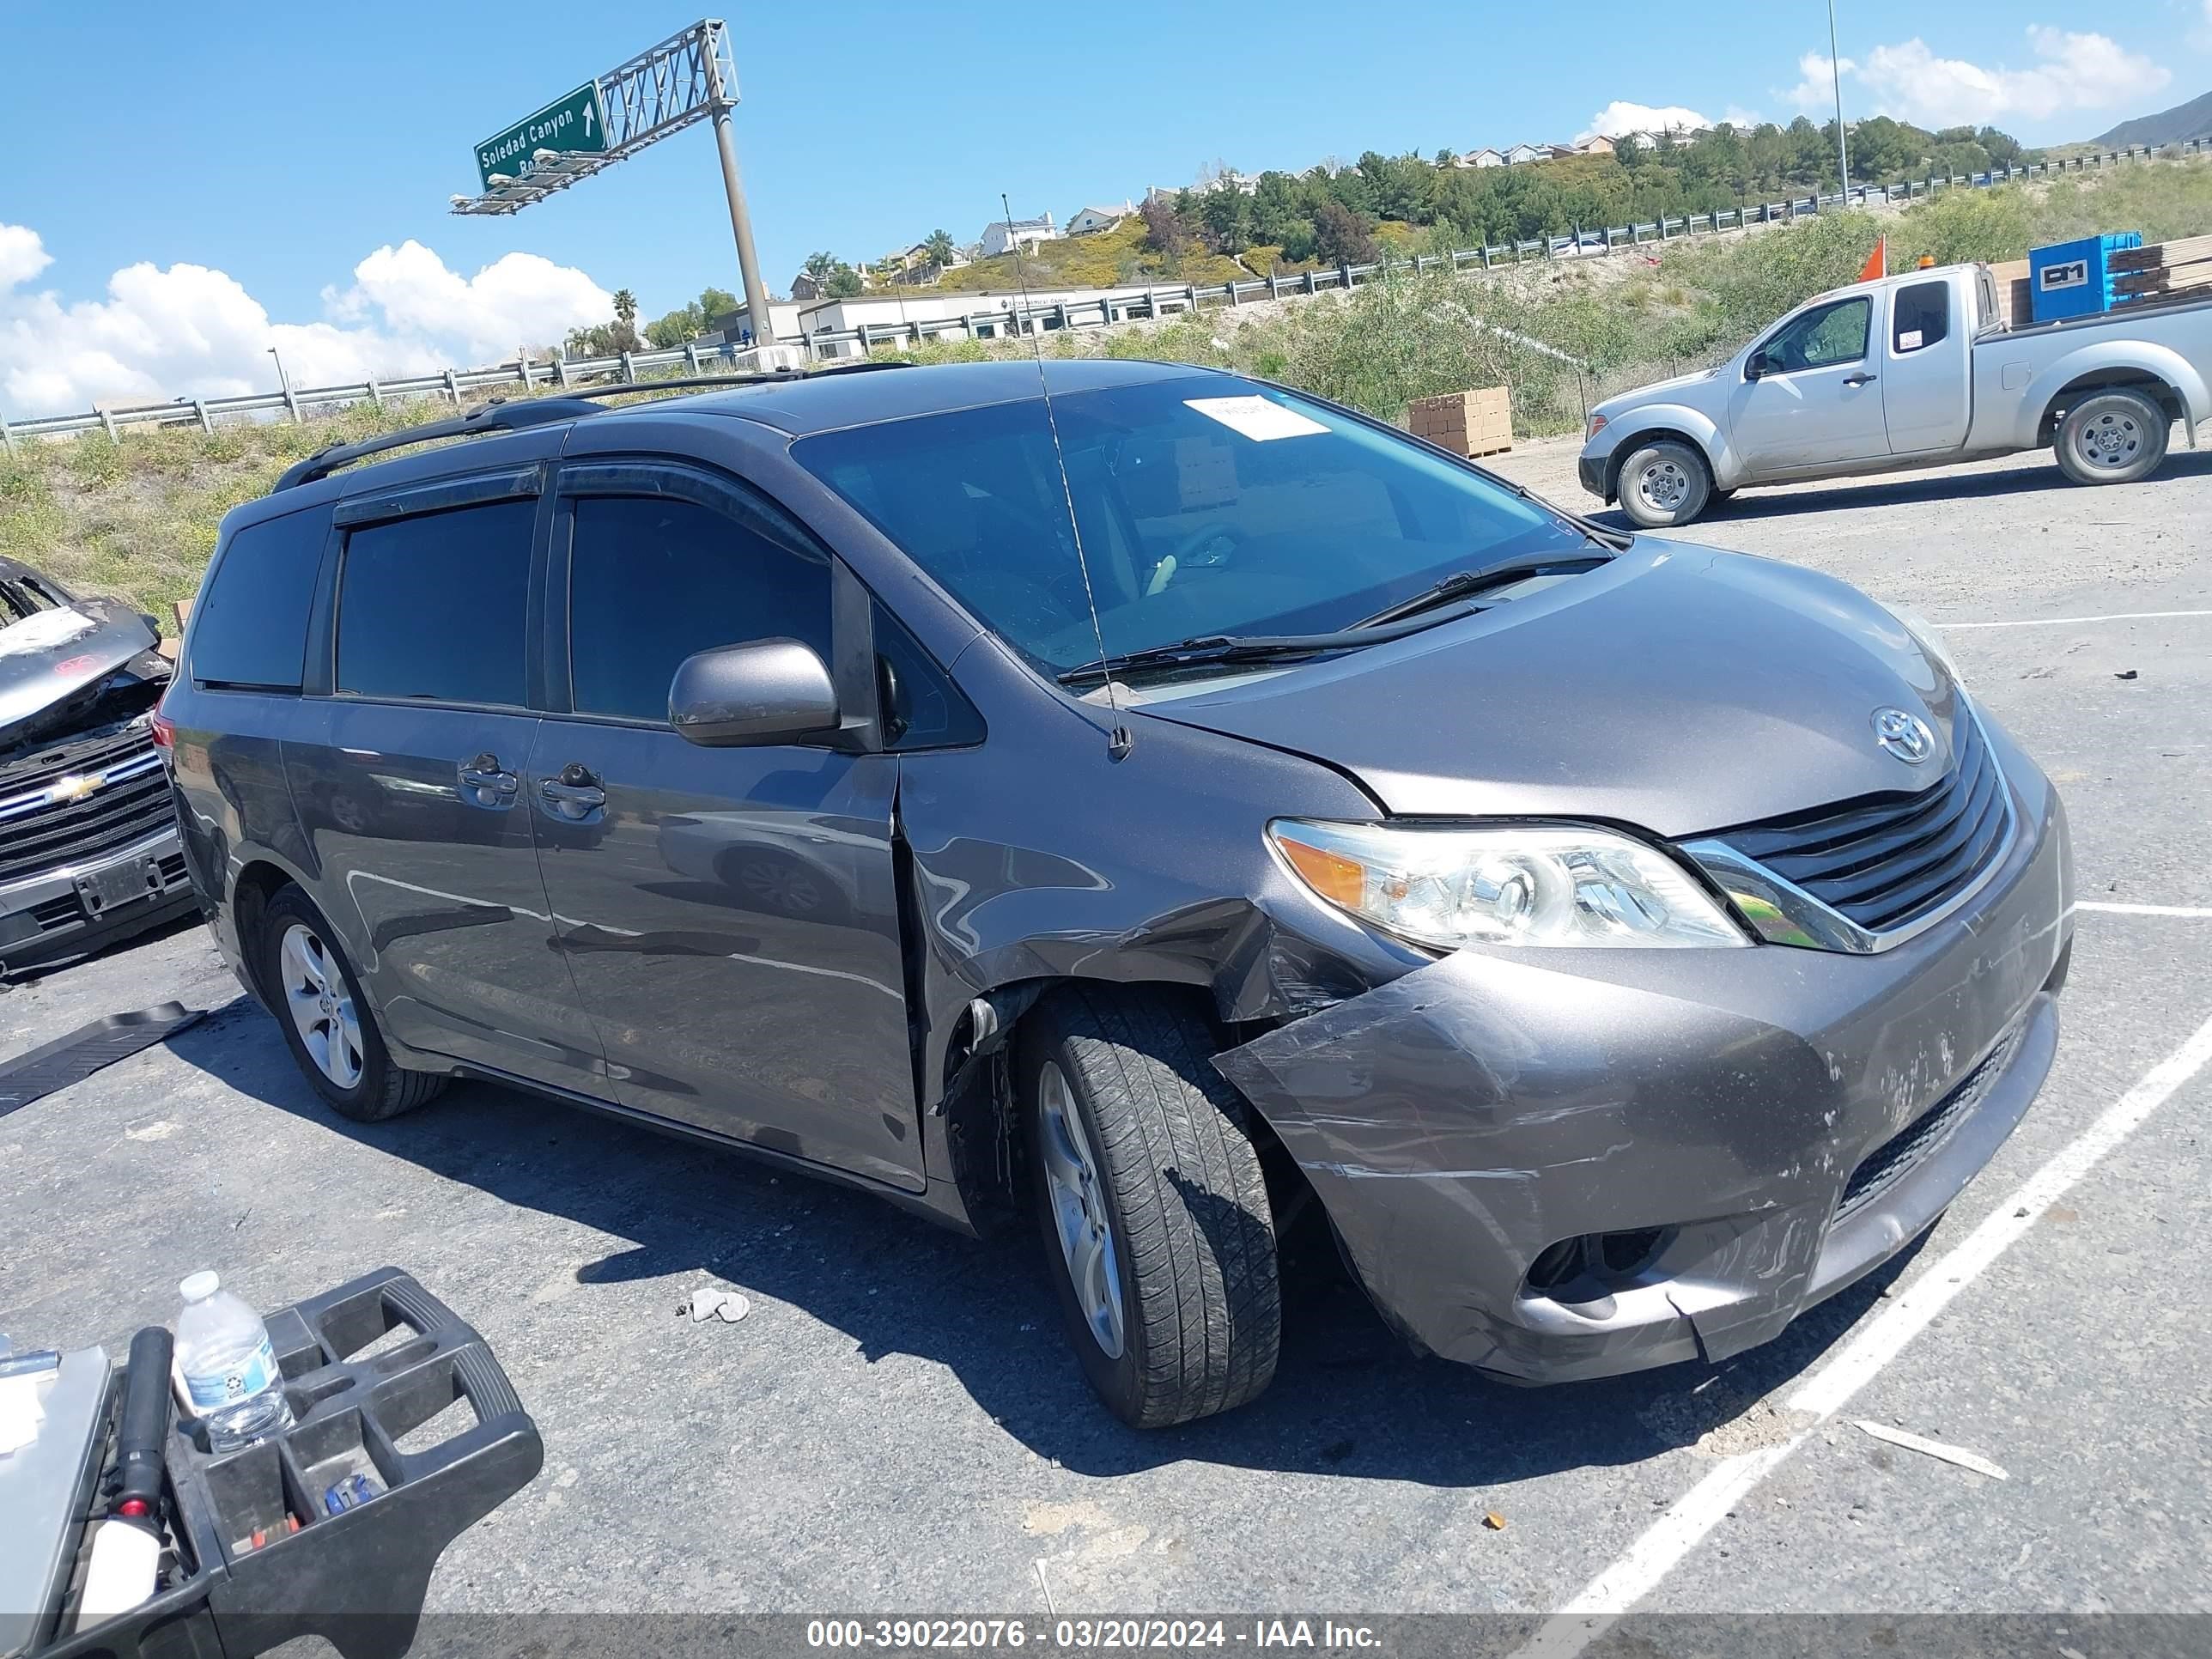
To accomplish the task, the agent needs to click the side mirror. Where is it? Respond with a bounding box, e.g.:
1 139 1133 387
669 639 840 747
1746 349 1770 380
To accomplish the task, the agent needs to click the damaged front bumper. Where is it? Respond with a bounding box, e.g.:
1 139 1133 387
1215 757 2071 1385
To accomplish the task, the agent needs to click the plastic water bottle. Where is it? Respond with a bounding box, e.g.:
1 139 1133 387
173 1272 295 1451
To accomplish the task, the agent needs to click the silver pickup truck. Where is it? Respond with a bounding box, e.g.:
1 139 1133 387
1577 261 2212 526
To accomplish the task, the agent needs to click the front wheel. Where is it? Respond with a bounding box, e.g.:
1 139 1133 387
1024 987 1279 1428
1615 440 1713 528
2055 388 2168 486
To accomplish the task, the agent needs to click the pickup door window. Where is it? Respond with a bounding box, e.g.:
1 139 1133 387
1729 295 1888 474
1883 280 1972 455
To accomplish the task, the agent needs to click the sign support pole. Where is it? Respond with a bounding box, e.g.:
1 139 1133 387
702 47 775 346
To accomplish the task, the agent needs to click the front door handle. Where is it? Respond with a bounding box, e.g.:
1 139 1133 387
538 764 606 820
1843 372 1877 387
457 753 519 809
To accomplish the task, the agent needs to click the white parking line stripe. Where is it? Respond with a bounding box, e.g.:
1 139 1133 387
2073 901 2212 919
1933 609 2212 629
1512 1006 2212 1659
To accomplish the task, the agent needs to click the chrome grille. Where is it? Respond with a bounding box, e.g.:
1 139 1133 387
0 727 173 885
1701 712 2012 939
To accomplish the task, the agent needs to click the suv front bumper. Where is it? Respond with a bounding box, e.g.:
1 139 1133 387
1216 733 2071 1384
0 825 196 974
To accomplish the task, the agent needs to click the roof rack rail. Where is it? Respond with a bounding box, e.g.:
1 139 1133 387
270 360 915 493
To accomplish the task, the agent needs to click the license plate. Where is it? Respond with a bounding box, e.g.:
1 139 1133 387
75 858 155 915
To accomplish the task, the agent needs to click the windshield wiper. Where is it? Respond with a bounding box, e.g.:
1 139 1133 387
1054 611 1464 686
1348 555 1607 630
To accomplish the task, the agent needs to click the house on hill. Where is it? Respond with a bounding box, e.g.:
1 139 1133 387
981 212 1060 257
1503 142 1547 166
1066 201 1134 235
1455 147 1506 168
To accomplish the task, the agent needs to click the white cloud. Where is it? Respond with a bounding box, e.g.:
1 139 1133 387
0 226 613 419
1790 28 2166 131
1786 52 1856 115
1577 102 1715 143
0 225 52 290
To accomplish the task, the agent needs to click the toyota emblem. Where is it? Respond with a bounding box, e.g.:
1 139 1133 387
1872 707 1936 764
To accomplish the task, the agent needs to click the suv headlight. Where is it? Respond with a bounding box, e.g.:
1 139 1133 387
1270 819 1750 951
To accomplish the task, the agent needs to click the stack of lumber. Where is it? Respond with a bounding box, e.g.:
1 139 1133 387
2111 234 2212 307
1407 386 1513 457
1988 258 2032 328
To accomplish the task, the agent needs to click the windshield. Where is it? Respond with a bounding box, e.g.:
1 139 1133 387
793 374 1585 673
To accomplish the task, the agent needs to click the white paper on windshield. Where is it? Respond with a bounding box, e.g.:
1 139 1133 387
1183 396 1328 441
0 605 97 658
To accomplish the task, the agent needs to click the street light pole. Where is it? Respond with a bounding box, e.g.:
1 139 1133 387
1828 0 1850 201
701 46 776 347
268 346 298 424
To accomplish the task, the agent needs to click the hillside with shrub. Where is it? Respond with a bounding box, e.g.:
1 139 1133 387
7 152 2209 623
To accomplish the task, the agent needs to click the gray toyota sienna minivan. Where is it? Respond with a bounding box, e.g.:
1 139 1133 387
164 361 2072 1427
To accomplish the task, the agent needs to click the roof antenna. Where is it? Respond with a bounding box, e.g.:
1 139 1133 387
1002 191 1133 761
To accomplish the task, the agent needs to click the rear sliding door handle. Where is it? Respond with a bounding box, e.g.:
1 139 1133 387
457 754 519 809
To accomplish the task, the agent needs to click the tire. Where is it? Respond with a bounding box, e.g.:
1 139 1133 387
1023 986 1279 1428
1615 440 1713 528
2054 388 2168 487
259 884 445 1123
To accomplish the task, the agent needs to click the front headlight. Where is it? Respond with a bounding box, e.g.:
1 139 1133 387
1270 819 1751 951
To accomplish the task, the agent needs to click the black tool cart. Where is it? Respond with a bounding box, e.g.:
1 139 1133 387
15 1267 541 1659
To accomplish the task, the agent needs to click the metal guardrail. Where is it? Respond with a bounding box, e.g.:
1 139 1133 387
4 137 2206 450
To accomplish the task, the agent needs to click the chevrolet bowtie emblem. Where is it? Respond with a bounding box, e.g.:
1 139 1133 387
47 773 103 805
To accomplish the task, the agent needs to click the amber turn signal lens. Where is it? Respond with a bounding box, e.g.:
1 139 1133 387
1275 834 1368 907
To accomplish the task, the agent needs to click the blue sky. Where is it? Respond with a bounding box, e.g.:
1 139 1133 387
3 0 2206 415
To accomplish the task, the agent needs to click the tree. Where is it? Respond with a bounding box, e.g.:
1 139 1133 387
823 264 864 298
923 229 957 269
1311 199 1377 265
698 285 737 318
1978 125 2027 168
1198 185 1254 254
1139 196 1191 258
1434 148 1457 169
1251 171 1309 248
803 251 840 280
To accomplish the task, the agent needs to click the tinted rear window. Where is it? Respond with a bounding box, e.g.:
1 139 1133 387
338 499 533 706
191 507 329 690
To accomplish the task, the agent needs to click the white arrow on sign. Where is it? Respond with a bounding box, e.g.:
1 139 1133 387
583 102 595 137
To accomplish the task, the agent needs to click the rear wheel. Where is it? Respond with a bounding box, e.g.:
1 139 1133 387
260 885 444 1123
1024 987 1279 1428
2055 388 2168 486
1615 440 1713 528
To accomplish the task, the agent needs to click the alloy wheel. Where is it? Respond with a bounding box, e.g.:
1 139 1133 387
279 922 365 1090
1037 1061 1127 1358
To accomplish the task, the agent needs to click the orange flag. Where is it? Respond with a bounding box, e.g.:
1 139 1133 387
1857 236 1887 283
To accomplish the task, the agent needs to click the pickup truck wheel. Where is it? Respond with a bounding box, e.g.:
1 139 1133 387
261 884 446 1123
1024 986 1279 1428
1617 441 1713 527
2056 389 2168 486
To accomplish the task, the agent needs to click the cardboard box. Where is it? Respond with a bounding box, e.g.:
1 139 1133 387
1407 386 1512 457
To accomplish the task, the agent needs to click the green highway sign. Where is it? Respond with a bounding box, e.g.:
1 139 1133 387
477 82 608 188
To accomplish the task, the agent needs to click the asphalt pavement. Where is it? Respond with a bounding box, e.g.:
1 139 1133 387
2 436 2206 1634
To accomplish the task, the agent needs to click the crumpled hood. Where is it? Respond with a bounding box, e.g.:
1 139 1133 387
1135 544 1962 841
0 598 164 757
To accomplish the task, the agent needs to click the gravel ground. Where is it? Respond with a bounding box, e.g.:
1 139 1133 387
2 437 2207 1642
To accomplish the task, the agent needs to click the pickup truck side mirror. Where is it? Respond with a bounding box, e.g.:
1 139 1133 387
1746 349 1771 380
669 639 841 747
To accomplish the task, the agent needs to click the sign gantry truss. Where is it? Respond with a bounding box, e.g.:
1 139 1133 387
452 20 739 216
